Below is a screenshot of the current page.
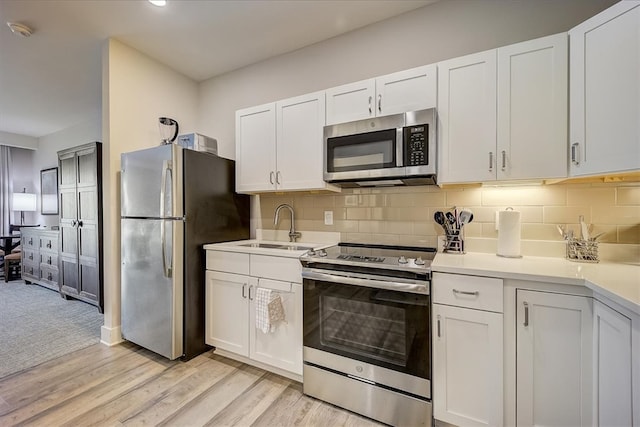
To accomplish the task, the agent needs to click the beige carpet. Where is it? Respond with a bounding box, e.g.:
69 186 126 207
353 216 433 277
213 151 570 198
0 280 103 378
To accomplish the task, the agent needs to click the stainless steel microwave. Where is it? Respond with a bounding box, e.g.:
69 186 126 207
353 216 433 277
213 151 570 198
323 108 436 187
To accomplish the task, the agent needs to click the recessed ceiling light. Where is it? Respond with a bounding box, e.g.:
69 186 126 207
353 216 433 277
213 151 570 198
7 22 33 37
148 0 167 6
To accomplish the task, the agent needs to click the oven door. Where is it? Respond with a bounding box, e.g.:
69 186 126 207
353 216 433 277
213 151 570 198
303 270 431 396
324 127 405 181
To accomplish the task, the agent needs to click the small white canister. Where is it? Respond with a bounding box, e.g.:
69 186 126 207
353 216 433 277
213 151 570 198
497 207 522 258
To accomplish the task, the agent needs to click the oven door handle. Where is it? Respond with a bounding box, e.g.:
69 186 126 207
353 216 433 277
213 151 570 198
302 268 429 295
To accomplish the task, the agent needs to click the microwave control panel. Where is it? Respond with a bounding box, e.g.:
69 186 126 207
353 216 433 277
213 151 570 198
403 125 428 166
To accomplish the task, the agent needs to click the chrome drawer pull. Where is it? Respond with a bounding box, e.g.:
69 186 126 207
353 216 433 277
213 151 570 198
523 301 529 327
452 289 479 296
437 315 441 338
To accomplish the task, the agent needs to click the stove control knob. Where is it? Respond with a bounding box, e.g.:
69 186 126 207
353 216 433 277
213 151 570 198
306 248 317 256
317 249 327 257
398 255 408 264
415 257 425 266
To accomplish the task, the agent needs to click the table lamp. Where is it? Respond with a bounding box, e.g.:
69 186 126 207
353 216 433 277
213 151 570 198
12 188 37 225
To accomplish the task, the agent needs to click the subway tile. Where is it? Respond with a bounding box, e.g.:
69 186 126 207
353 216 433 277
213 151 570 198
462 222 483 237
300 207 324 221
400 235 438 247
297 219 326 232
415 192 446 207
446 188 482 207
588 225 618 243
387 193 417 207
618 224 640 244
480 223 498 238
359 221 385 233
592 206 640 225
617 187 640 206
521 223 564 241
482 186 566 206
334 220 359 232
543 206 590 224
312 195 335 208
414 222 439 236
567 188 615 207
384 221 413 234
346 207 371 220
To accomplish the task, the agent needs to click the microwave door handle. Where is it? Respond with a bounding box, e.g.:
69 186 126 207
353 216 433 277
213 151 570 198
396 128 403 166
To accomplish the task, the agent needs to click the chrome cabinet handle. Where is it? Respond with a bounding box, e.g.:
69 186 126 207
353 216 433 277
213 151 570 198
269 171 274 185
46 241 52 248
437 315 441 338
452 289 479 297
48 256 52 264
248 285 254 300
368 96 372 114
160 159 172 218
489 152 494 172
523 301 529 327
161 220 171 278
378 94 382 113
501 150 506 171
242 283 247 299
571 143 580 165
276 171 281 185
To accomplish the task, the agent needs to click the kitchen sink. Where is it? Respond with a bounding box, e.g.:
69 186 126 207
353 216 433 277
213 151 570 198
239 242 315 251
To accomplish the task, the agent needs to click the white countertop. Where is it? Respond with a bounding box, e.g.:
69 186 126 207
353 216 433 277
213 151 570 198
203 239 330 259
432 252 640 315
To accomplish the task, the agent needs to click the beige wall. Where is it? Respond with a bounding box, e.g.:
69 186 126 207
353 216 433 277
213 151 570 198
102 39 199 343
259 182 640 255
197 0 616 158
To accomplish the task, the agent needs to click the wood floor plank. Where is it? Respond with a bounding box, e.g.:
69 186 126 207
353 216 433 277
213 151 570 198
252 382 317 426
21 357 169 427
197 372 291 427
119 353 244 426
59 355 209 427
298 399 351 426
0 347 162 424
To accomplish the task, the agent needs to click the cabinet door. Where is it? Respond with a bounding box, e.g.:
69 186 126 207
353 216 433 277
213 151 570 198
276 92 327 191
76 145 101 303
438 50 497 184
497 33 568 180
58 150 79 295
235 103 277 193
569 2 640 176
376 64 437 117
593 300 633 427
205 271 249 357
249 279 302 375
325 79 375 125
516 290 593 427
433 304 503 427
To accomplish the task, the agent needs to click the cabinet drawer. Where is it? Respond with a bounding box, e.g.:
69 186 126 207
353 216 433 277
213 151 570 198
250 255 302 284
22 263 39 278
40 236 58 251
40 265 59 285
206 250 250 275
22 234 37 249
22 249 37 264
433 272 503 313
40 252 58 267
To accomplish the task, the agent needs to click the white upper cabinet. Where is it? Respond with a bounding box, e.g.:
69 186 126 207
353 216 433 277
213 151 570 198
325 64 437 125
439 34 568 184
497 33 568 180
438 50 497 184
236 103 277 193
236 92 338 193
569 1 640 176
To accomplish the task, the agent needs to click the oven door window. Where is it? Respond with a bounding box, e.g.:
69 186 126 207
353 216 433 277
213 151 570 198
326 129 397 173
304 279 430 380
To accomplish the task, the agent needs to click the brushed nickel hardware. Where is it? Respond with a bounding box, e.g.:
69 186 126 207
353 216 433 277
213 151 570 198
378 94 382 113
269 171 274 185
437 315 441 338
571 143 580 165
368 96 372 114
501 150 506 171
523 301 529 326
489 152 494 172
452 289 479 296
248 285 254 300
242 283 247 299
276 171 282 185
274 203 301 242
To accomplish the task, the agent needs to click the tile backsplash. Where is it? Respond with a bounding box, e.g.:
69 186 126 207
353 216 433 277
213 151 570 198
257 182 640 259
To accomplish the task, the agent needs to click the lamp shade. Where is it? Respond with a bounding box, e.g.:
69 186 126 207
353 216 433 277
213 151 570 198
12 192 37 211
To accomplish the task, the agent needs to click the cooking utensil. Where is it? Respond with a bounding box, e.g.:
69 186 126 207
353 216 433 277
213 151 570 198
557 225 566 239
459 209 474 226
434 211 448 233
445 211 457 230
579 215 590 240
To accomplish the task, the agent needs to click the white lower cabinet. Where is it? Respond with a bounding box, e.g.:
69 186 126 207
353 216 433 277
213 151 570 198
593 300 633 427
516 289 593 427
432 273 504 427
205 251 303 378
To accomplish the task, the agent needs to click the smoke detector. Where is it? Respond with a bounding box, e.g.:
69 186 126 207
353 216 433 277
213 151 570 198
7 22 33 37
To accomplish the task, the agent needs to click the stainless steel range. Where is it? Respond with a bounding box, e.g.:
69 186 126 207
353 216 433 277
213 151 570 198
300 243 435 427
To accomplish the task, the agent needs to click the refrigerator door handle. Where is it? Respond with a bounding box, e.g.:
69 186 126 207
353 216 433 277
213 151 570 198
161 219 172 278
160 159 173 218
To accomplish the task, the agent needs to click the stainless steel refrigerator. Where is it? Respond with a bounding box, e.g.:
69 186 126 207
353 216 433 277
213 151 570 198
120 144 249 360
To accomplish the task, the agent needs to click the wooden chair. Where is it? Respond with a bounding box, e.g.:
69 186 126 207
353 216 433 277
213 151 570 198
4 252 21 282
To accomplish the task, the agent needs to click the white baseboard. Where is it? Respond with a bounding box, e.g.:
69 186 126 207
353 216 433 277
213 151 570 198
100 325 123 346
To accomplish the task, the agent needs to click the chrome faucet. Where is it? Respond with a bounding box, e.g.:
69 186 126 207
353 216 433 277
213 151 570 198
274 203 301 242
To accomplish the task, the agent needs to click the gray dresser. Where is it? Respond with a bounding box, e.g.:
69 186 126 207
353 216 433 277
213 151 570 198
21 227 60 292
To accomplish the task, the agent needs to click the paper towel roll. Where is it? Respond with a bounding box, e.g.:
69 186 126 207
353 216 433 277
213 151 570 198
497 208 522 258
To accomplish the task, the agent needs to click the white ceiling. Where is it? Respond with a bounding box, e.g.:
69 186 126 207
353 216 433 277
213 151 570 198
0 0 434 139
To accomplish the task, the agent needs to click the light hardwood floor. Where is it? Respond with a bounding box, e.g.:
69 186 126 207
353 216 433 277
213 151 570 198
0 341 384 426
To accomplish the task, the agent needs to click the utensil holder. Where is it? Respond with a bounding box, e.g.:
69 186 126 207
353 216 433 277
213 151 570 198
443 232 465 254
566 238 599 263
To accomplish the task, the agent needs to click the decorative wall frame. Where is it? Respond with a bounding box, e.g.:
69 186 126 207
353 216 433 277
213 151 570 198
40 167 59 215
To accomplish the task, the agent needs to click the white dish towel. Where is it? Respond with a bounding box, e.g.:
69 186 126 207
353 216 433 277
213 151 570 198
255 287 286 334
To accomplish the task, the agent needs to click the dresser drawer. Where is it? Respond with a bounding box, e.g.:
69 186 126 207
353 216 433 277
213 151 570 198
22 234 37 249
40 236 58 251
22 249 37 264
40 252 58 268
433 272 503 313
22 263 39 278
40 265 59 285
